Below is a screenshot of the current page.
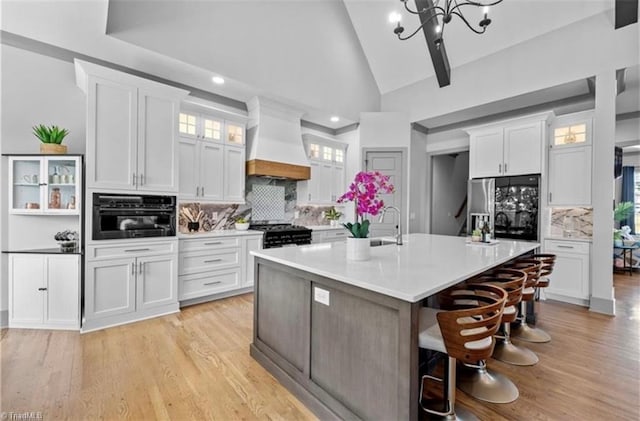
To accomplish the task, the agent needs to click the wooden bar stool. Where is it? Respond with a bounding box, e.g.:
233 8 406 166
504 258 551 343
418 284 507 419
478 269 538 366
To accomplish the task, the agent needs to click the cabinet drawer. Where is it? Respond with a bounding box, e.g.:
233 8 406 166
323 229 348 240
88 241 177 260
179 249 240 275
544 240 590 255
179 269 240 300
180 236 240 252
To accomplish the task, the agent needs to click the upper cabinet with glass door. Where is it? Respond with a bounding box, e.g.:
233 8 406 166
178 111 224 143
550 112 593 148
9 156 82 215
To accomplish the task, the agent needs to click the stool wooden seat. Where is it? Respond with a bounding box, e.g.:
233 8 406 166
418 284 507 419
505 258 551 343
478 269 538 366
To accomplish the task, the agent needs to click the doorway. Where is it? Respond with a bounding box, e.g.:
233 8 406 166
364 149 405 238
430 152 469 236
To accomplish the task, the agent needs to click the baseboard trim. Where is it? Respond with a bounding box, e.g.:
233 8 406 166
0 309 8 328
589 296 616 315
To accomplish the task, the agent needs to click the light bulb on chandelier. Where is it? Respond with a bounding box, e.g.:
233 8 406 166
391 0 503 47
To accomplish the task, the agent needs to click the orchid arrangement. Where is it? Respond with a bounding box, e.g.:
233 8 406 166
337 171 395 238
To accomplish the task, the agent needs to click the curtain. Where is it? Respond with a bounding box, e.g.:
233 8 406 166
621 166 635 233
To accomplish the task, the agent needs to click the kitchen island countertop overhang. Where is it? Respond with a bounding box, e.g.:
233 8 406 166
250 233 540 302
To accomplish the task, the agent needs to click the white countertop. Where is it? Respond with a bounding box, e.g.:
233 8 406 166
179 230 264 239
252 233 539 303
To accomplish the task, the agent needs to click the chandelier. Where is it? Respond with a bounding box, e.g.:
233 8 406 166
391 0 504 47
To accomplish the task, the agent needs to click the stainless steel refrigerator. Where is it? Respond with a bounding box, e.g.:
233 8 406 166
467 175 540 241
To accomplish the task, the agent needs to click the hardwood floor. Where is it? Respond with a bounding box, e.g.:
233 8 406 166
1 271 639 420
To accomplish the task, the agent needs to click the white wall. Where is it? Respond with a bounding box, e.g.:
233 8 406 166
623 152 640 167
381 11 639 123
409 130 427 233
336 127 361 221
0 45 87 320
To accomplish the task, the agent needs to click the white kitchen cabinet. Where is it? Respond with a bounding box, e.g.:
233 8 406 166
467 112 552 179
298 135 347 204
548 146 592 206
75 60 188 193
9 156 82 215
178 109 246 203
243 235 263 287
83 239 179 332
547 112 593 206
178 233 262 303
543 239 590 306
311 227 349 244
8 254 80 330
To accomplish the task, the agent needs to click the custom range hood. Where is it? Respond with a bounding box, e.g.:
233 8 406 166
246 96 311 180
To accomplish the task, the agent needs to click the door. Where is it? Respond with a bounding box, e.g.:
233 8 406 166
9 157 44 213
469 129 504 178
365 151 404 238
200 142 224 201
549 146 592 206
44 156 81 214
9 255 45 325
138 91 179 192
178 137 200 199
45 255 80 328
86 258 136 319
331 164 345 203
87 76 137 190
137 254 177 311
547 252 589 300
504 122 542 175
224 146 246 202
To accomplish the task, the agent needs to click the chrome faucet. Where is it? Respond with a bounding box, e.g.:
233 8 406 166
379 206 403 245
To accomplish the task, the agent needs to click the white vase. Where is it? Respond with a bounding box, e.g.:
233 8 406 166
346 237 371 261
330 220 339 227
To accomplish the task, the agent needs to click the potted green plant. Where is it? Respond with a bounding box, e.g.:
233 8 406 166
613 202 633 247
33 124 69 154
235 216 250 231
324 206 342 227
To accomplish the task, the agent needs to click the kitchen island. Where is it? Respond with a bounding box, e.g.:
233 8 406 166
250 234 538 420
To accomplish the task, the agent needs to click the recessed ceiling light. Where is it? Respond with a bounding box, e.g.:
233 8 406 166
330 116 340 122
212 76 225 85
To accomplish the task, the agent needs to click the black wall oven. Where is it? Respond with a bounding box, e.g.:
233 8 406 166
92 193 176 240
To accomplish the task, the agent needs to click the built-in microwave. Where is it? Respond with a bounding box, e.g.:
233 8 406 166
92 193 176 240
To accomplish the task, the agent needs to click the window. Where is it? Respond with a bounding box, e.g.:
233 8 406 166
635 168 640 231
553 124 587 146
335 149 344 164
179 113 197 136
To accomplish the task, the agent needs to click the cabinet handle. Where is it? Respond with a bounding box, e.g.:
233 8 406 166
196 186 200 196
549 192 552 202
204 242 222 245
204 281 222 286
131 262 136 276
125 248 151 252
308 193 311 201
139 262 144 274
557 245 574 249
498 164 502 173
37 287 47 291
132 173 137 186
504 163 508 173
140 174 144 186
201 186 205 196
204 258 222 263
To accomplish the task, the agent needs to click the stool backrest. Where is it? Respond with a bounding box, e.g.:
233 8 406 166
474 269 526 309
437 284 507 364
504 259 542 289
530 253 556 278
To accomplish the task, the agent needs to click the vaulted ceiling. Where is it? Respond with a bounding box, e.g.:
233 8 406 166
1 0 637 130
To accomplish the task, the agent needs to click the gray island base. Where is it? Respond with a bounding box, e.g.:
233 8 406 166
250 234 539 420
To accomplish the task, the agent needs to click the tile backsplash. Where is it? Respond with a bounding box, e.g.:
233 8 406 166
549 207 593 239
179 176 348 232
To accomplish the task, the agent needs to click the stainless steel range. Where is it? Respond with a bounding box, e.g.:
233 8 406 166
250 224 312 248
